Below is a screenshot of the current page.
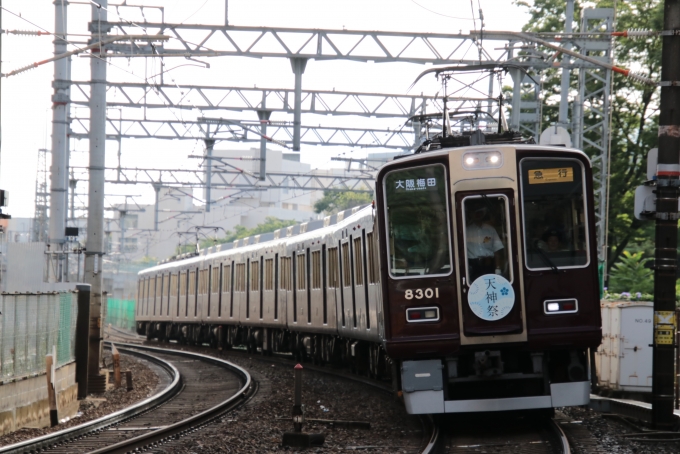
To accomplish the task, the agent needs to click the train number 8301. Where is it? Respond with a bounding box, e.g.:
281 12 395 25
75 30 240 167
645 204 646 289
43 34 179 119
405 288 439 300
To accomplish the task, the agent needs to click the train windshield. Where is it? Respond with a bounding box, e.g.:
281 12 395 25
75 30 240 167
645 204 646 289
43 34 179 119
520 158 589 269
383 164 452 278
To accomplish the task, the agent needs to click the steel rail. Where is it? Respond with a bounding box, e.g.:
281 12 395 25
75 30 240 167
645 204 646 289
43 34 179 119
550 418 572 454
0 345 181 454
87 343 254 454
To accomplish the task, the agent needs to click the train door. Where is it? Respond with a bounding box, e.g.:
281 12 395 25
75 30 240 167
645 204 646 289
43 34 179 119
295 251 309 324
455 191 524 337
340 239 355 331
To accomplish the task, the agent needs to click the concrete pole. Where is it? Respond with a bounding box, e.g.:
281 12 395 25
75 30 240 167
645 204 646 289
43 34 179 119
153 183 161 231
204 139 215 212
257 93 271 181
290 58 307 152
558 0 574 125
84 0 108 392
49 0 70 282
69 177 76 222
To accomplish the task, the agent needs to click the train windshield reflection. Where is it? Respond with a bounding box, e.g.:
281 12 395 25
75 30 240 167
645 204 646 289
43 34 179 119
521 158 589 269
383 164 452 278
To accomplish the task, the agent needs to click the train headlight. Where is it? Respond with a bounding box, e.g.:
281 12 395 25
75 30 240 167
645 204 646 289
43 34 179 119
406 307 440 323
544 299 578 315
462 151 503 170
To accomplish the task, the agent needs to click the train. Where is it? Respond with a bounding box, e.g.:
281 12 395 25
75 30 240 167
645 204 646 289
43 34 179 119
136 132 602 414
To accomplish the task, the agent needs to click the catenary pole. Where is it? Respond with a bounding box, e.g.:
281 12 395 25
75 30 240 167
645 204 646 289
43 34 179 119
49 0 70 282
85 0 108 393
652 0 680 430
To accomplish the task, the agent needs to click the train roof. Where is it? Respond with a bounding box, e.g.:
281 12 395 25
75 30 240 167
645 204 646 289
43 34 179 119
140 204 373 275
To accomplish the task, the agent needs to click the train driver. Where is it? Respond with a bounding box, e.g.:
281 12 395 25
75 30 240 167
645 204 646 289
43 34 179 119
465 200 505 282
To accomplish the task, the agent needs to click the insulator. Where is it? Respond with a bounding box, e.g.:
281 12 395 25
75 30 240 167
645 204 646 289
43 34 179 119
626 28 653 39
6 29 48 36
627 71 657 86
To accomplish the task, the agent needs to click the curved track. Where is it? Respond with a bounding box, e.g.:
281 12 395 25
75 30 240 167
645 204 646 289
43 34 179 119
0 344 253 454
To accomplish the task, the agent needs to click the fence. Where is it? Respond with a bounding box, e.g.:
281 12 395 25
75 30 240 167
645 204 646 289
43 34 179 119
105 297 136 331
0 292 77 382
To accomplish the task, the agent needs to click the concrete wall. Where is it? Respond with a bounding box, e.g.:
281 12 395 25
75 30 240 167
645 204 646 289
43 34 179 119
0 362 79 435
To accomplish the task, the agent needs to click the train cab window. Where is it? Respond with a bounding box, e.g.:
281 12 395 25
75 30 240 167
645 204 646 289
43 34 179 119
520 159 589 270
383 164 452 278
463 195 513 283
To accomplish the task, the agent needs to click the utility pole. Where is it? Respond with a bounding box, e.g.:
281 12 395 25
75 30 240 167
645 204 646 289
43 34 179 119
652 0 680 430
84 0 108 394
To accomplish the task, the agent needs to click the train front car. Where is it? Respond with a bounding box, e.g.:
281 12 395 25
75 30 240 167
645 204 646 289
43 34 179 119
375 144 602 414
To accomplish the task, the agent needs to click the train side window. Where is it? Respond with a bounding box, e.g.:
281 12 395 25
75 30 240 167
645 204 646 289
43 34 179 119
280 257 292 291
383 164 452 278
462 195 513 283
311 251 321 289
145 278 151 315
180 272 187 296
265 258 274 291
328 247 339 288
520 158 589 270
353 237 364 286
189 270 196 295
367 232 379 284
212 266 220 293
171 274 178 298
235 263 246 292
342 243 351 287
296 254 306 290
223 264 232 292
251 260 260 292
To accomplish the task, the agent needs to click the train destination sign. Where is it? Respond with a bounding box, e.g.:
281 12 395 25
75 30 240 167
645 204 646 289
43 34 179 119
467 274 515 321
527 167 574 184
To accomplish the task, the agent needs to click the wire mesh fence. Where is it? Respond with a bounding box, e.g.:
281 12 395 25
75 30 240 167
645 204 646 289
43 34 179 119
105 297 136 331
0 292 78 381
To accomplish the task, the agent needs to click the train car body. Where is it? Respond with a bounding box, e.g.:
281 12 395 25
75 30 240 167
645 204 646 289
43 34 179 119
136 143 601 415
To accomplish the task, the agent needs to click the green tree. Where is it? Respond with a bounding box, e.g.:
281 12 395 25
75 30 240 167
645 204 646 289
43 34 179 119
608 251 654 294
199 217 297 248
313 191 373 214
515 0 662 276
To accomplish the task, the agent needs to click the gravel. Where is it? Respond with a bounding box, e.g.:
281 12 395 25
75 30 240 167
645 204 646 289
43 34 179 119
147 346 426 453
0 351 160 447
560 406 680 454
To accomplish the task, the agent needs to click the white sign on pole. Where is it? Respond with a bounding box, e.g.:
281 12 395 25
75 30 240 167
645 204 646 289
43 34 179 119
647 148 658 181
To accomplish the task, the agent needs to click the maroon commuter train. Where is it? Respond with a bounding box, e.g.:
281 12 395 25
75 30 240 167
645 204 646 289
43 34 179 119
137 136 601 414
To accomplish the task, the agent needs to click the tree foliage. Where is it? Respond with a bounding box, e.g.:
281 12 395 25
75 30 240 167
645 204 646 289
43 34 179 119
313 191 373 214
515 0 662 277
198 217 297 249
608 251 654 294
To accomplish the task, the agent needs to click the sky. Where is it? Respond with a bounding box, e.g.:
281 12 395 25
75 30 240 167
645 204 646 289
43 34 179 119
0 0 531 219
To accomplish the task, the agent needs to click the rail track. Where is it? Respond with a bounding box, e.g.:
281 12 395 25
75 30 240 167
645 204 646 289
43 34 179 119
426 411 570 454
0 344 253 454
107 328 440 453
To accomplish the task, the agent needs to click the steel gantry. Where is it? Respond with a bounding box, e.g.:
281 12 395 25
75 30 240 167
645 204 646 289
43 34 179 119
68 115 419 149
69 165 375 193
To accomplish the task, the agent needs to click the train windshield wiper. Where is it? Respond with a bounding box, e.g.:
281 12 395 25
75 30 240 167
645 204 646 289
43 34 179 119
532 241 559 274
